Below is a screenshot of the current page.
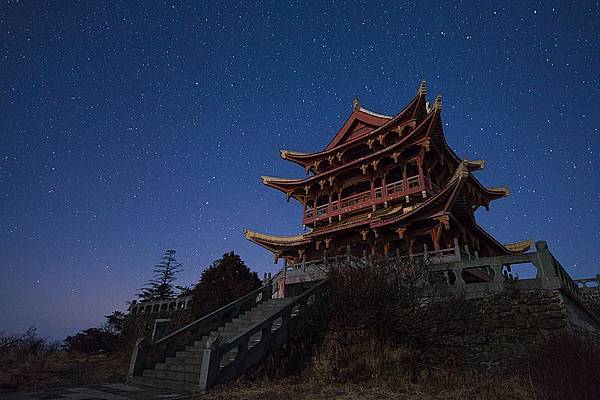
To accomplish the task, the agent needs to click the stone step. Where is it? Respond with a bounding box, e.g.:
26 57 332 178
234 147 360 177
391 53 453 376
165 356 202 366
175 350 204 359
128 375 202 392
143 368 199 383
184 345 205 352
155 362 202 373
193 336 210 347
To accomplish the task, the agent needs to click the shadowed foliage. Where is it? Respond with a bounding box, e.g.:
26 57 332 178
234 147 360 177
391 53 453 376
191 252 261 318
138 249 183 301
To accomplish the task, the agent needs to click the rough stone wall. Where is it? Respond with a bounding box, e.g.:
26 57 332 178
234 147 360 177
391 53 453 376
123 310 194 341
444 287 600 370
581 287 600 307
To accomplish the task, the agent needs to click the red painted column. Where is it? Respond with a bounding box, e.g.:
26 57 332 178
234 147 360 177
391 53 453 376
402 161 408 191
431 228 440 255
417 154 424 187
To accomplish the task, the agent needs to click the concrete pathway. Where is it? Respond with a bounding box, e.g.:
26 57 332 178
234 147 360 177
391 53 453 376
2 382 196 400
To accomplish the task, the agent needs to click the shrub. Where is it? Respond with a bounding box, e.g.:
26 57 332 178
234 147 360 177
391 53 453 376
63 328 119 354
0 327 57 357
192 252 261 318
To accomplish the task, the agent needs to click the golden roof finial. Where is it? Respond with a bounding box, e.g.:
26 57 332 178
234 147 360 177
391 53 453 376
352 96 360 110
418 80 427 96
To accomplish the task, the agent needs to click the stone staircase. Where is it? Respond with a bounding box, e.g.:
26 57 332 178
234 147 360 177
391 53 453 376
129 297 294 391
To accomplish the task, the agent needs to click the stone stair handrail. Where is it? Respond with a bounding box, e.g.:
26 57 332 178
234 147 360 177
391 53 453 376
129 281 273 377
198 280 327 392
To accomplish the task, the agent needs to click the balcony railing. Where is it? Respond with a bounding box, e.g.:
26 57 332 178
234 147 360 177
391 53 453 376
407 175 419 189
304 175 434 223
341 191 371 208
316 204 328 216
385 180 403 194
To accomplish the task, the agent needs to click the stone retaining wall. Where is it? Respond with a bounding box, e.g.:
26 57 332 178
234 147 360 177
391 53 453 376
450 287 600 370
581 287 600 307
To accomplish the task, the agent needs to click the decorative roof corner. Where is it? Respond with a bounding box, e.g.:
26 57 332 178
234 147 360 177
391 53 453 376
466 160 486 170
417 80 427 96
352 96 360 110
504 239 533 253
452 160 470 181
488 186 510 197
432 94 442 112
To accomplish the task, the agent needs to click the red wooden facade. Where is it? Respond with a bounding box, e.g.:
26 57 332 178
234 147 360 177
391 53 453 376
245 82 531 273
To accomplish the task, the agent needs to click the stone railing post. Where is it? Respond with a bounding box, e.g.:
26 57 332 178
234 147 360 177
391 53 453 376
453 238 460 259
128 337 148 377
453 267 465 286
199 337 221 393
534 241 561 289
491 264 504 283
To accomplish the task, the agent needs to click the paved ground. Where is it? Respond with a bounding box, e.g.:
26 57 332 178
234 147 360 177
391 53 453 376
2 383 196 400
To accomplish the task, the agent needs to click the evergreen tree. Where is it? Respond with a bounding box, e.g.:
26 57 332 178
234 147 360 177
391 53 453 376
191 251 261 318
137 249 183 301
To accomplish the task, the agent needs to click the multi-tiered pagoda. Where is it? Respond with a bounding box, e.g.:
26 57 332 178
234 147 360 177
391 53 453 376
245 82 531 296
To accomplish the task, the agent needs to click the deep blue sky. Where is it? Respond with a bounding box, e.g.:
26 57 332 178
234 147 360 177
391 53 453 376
1 1 598 339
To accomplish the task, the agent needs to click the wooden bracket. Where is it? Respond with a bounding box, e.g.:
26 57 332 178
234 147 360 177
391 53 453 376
435 214 450 230
396 227 406 239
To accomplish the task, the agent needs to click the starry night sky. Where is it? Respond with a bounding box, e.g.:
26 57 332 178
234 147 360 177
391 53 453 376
1 1 598 339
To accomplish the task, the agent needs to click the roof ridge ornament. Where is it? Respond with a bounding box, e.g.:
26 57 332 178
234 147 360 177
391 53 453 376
433 94 442 111
417 80 427 95
352 96 360 110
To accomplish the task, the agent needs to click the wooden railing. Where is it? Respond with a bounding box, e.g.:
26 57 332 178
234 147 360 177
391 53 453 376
128 282 273 377
198 281 327 392
407 175 420 188
304 175 430 223
385 180 403 194
340 190 371 208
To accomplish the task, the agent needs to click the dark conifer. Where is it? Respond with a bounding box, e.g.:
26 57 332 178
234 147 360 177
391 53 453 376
137 249 183 301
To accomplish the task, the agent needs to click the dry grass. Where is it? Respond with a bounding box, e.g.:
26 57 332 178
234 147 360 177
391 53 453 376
202 373 535 400
0 350 128 393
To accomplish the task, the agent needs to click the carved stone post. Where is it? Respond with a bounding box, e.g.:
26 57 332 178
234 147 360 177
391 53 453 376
453 238 460 259
534 241 560 289
128 337 148 377
199 337 222 392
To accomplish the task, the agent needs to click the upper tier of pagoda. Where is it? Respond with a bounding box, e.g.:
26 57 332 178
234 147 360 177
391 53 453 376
278 81 428 175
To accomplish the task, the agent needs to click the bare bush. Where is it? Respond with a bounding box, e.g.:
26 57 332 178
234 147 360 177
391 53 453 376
259 256 467 384
327 257 465 340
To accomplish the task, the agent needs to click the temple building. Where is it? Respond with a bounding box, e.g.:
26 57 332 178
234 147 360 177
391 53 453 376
245 82 531 296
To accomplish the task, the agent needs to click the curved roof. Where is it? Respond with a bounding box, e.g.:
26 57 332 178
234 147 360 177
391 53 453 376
280 81 429 167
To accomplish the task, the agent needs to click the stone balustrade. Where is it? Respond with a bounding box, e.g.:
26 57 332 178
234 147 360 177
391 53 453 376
129 295 193 315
